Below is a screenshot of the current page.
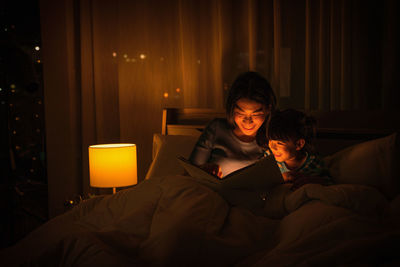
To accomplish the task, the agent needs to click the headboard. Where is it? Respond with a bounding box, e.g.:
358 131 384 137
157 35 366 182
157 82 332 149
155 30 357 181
161 108 400 156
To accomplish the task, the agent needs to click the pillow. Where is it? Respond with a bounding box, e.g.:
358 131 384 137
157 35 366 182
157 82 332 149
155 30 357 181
145 134 198 180
324 132 400 199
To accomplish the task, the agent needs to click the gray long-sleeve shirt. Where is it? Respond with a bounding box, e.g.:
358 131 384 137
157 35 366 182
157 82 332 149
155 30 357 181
189 118 265 177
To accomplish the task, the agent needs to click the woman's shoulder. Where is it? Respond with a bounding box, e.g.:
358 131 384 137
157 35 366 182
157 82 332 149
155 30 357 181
199 118 233 142
206 117 231 131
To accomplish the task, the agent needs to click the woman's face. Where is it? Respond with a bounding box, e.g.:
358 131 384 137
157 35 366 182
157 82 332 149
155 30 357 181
233 98 267 139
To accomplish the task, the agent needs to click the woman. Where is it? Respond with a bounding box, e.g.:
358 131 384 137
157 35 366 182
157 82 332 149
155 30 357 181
189 71 277 178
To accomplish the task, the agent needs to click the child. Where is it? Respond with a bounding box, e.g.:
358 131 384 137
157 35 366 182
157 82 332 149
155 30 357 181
189 71 277 178
267 108 332 190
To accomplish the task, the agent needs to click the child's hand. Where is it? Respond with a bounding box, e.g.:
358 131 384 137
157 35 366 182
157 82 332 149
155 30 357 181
200 163 223 178
282 172 294 182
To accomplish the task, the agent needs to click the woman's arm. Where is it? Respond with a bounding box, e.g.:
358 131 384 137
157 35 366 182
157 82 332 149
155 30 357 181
189 120 217 166
188 119 223 178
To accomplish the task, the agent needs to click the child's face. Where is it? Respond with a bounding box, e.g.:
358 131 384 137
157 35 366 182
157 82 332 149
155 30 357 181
233 98 267 138
268 139 303 163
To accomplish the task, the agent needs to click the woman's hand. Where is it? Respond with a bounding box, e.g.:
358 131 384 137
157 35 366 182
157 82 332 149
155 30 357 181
200 163 223 178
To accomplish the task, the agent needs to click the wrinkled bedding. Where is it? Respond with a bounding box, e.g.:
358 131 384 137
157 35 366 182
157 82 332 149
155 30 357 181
1 174 400 266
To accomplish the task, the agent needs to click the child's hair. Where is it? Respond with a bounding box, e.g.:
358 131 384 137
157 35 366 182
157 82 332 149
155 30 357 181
226 71 277 147
267 108 317 153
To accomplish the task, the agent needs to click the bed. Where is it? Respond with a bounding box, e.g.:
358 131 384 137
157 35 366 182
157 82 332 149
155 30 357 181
1 108 400 266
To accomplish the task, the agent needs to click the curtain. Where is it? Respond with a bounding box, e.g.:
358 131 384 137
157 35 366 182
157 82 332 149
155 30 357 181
41 0 400 202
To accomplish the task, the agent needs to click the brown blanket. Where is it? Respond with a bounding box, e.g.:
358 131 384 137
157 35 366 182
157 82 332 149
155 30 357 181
1 174 399 266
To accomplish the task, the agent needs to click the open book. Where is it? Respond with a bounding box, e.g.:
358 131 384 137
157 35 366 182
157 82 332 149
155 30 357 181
177 155 283 191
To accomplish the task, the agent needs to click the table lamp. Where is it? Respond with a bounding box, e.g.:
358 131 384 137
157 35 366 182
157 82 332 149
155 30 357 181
89 143 137 194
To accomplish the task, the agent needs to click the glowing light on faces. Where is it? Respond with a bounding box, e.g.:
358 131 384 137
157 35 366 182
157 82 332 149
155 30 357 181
268 140 298 163
233 98 267 140
269 139 306 171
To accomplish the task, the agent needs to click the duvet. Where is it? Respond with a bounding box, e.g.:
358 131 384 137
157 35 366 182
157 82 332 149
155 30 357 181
1 174 400 266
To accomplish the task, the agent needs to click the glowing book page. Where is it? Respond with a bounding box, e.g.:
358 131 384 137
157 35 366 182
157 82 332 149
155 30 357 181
177 155 283 191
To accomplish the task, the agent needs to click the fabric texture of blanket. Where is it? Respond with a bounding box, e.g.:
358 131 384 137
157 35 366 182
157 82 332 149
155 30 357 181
1 173 399 266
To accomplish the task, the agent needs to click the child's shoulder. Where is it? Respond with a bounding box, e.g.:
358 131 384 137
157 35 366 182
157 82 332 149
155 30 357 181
304 152 323 167
301 152 331 176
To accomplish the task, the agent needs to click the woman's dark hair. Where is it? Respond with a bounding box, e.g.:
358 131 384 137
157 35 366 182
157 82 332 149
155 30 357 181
267 108 317 153
226 71 277 148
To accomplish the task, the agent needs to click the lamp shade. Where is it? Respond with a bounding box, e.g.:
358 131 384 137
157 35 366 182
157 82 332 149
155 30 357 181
89 143 137 188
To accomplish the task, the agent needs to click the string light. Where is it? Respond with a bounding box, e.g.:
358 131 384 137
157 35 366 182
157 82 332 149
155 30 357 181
163 92 169 98
34 46 40 51
139 54 146 60
176 88 181 93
